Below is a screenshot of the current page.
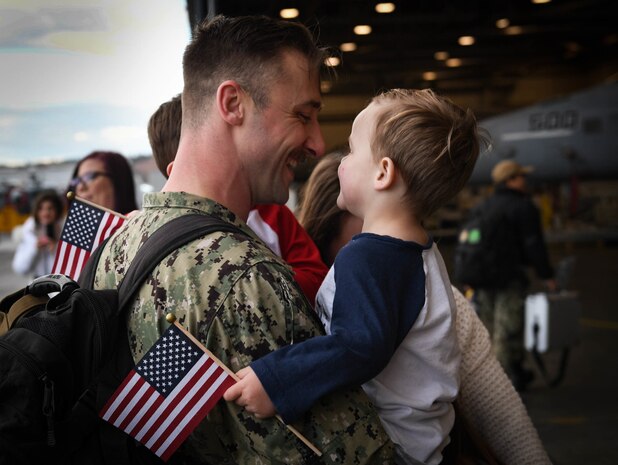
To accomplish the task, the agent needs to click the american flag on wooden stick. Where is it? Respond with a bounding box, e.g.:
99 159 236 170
51 197 125 280
99 322 236 462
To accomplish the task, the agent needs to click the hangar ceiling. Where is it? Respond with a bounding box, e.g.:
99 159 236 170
185 0 617 153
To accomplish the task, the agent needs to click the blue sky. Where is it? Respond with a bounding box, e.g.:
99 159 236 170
0 0 191 166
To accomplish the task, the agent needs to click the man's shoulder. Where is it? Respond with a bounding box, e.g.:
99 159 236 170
138 213 280 259
96 209 289 288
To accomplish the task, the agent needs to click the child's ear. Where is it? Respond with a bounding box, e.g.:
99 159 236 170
374 157 397 191
216 80 245 125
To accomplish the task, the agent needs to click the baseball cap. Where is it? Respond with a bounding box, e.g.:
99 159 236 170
491 160 534 184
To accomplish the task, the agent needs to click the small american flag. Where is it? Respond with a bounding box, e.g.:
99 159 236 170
99 323 236 462
51 198 125 280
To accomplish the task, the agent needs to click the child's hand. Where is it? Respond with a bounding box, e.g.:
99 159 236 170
223 366 276 419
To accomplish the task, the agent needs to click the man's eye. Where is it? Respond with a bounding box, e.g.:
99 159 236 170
298 113 310 123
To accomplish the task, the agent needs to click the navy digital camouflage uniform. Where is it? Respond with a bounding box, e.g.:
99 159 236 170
94 192 394 464
474 185 554 390
476 281 527 378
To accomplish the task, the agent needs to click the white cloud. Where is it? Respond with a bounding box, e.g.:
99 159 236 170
99 125 149 154
0 0 190 162
0 0 189 111
0 116 17 128
100 125 142 141
73 131 88 141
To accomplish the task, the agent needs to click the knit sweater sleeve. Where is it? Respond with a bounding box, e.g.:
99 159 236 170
453 287 552 465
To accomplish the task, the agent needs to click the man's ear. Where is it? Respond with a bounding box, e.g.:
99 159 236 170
165 161 174 178
216 80 245 125
374 157 397 191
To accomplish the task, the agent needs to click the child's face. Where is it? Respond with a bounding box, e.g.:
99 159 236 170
336 102 381 218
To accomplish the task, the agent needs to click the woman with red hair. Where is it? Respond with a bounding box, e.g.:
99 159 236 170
67 151 138 215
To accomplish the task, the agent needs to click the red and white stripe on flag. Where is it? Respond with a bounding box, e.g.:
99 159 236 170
51 199 124 280
99 324 236 462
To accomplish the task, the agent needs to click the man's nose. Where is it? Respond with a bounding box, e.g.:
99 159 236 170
306 122 325 159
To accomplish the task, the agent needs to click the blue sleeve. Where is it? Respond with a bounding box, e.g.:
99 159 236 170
251 238 422 423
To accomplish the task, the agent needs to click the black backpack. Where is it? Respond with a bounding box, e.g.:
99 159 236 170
0 214 243 465
453 198 515 289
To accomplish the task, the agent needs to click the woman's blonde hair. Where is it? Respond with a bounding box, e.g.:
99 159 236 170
297 152 344 266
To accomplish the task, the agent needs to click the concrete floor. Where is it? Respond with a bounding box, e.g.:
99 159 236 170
439 240 618 465
2 235 617 463
521 243 618 465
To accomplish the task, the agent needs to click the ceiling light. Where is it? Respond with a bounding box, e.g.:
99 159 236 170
340 42 357 52
324 56 341 67
532 0 551 4
458 36 475 46
354 25 372 35
279 8 299 19
321 81 332 93
434 51 449 61
565 41 582 53
445 58 462 67
375 3 396 14
495 18 510 29
423 71 437 81
504 25 524 35
604 33 618 45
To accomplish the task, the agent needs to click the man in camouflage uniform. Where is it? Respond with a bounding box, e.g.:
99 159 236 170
94 15 393 464
474 160 556 392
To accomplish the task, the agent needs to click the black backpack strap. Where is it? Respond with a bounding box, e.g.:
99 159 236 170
82 214 246 465
79 234 113 289
80 213 244 299
115 214 245 310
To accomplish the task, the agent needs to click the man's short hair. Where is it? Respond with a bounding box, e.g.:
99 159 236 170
371 88 489 220
148 94 182 178
182 15 328 129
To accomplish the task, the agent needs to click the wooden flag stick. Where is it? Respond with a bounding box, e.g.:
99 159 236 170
66 192 128 220
168 315 322 457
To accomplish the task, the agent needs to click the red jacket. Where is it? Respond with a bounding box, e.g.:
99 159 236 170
248 204 328 306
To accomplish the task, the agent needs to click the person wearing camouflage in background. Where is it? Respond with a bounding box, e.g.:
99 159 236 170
93 15 393 464
474 160 556 392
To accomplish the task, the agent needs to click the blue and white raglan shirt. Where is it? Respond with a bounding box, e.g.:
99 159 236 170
251 233 460 465
317 233 460 464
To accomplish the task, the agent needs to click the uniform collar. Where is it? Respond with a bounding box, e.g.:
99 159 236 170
142 191 259 240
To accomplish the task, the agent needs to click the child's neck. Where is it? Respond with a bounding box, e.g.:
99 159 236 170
362 211 429 245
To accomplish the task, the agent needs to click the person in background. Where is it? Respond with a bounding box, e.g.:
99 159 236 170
12 189 64 278
225 88 484 464
473 160 556 391
94 15 392 463
67 151 138 215
300 152 552 465
148 95 327 304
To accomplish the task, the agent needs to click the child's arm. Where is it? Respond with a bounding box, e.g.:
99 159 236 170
223 238 423 424
223 366 276 418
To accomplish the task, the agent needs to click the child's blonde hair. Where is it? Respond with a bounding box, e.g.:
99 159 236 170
371 88 487 220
